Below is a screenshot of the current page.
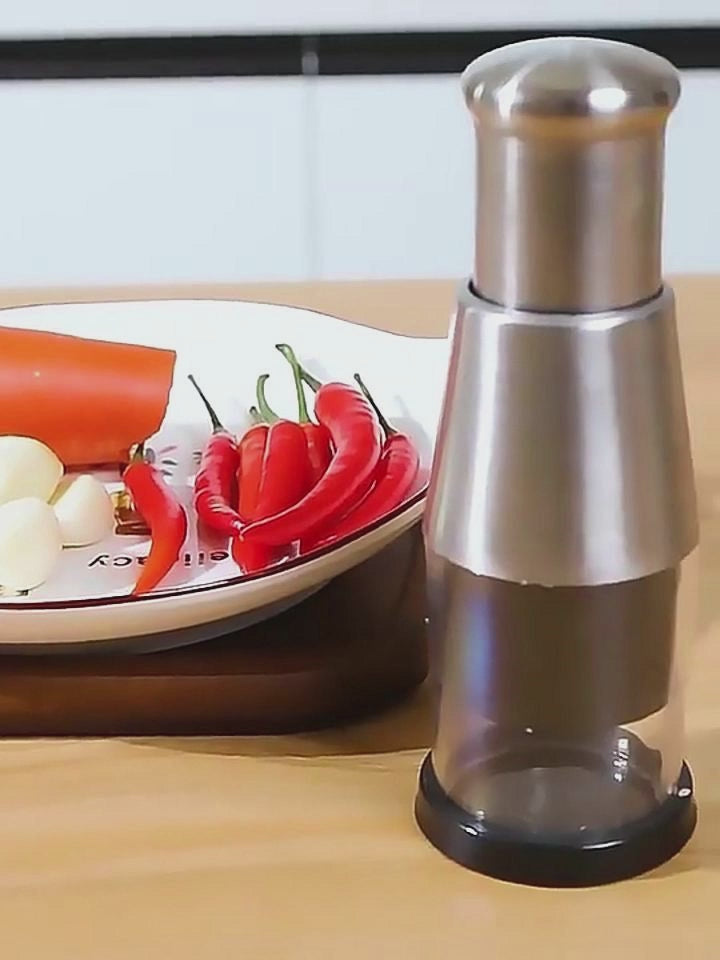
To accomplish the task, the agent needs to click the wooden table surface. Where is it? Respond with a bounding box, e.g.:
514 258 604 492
0 277 718 958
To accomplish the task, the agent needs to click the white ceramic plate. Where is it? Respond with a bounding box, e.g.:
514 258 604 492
0 299 449 652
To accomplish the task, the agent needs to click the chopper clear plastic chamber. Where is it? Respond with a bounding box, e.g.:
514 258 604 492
426 549 697 838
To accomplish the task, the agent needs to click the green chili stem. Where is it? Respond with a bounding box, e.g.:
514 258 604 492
299 369 322 393
275 344 323 393
187 373 226 434
275 344 314 422
353 373 396 437
256 374 280 423
248 405 263 425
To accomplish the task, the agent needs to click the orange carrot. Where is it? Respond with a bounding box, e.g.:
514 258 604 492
0 326 176 466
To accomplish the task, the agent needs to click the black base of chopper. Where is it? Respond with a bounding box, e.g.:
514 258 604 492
415 753 697 888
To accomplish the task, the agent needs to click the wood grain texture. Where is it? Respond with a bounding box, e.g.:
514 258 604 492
0 277 718 958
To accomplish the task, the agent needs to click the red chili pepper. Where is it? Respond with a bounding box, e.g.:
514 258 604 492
231 379 312 574
232 531 280 575
275 343 333 485
233 419 311 574
236 409 268 524
304 374 420 551
123 443 188 594
253 374 313 516
188 374 242 537
242 366 383 547
233 404 278 574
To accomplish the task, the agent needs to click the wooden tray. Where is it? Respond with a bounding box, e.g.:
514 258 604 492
0 527 428 736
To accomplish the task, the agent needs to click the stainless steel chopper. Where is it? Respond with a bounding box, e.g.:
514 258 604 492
416 36 699 887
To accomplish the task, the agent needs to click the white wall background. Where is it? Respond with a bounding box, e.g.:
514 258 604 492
0 78 311 285
0 1 718 38
0 69 716 286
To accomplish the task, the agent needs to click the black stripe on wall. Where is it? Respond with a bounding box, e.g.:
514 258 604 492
317 26 720 74
0 34 303 80
0 26 717 81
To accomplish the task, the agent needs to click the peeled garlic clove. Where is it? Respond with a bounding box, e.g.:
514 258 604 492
51 474 114 547
0 436 64 506
0 497 62 591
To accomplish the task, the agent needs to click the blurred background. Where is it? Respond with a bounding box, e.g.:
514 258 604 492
0 1 718 287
